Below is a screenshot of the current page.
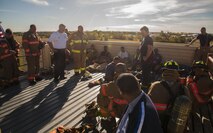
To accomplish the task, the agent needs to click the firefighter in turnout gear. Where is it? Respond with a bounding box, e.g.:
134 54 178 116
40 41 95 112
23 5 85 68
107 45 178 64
148 60 191 133
0 27 19 87
70 25 89 76
186 61 213 105
97 63 128 118
22 24 45 85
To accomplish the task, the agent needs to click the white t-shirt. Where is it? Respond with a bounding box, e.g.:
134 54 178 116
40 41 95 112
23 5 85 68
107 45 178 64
118 51 129 59
48 31 68 49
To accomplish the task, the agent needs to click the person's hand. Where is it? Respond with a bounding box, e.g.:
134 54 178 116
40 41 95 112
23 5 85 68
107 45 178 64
9 50 16 54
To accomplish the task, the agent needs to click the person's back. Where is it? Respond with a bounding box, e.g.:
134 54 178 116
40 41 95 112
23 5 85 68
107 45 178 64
116 73 163 133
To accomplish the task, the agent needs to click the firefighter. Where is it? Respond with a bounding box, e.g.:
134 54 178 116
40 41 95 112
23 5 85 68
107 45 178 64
70 25 88 76
0 28 19 87
22 24 45 85
148 60 190 133
186 61 213 105
97 63 128 118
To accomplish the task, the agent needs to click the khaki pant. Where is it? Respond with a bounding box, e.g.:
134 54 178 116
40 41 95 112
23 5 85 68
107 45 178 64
0 55 19 81
194 47 210 62
72 52 86 73
26 56 40 81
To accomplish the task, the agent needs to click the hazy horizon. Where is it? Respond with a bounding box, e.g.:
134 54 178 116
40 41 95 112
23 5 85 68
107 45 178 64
1 0 213 33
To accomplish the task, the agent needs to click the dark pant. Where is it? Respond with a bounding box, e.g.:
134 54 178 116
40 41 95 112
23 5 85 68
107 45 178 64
54 49 65 79
26 56 40 81
1 55 19 81
141 61 152 86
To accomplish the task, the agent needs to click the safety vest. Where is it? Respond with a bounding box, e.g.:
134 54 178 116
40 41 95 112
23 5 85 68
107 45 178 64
0 39 12 60
70 32 88 54
22 31 41 56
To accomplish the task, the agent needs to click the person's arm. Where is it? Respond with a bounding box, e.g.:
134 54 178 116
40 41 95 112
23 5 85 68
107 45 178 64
47 33 54 50
186 36 198 47
143 45 153 61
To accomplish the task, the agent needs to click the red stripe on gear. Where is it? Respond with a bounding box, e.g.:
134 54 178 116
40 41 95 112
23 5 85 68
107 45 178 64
190 82 206 104
101 84 107 96
154 103 167 111
113 98 128 105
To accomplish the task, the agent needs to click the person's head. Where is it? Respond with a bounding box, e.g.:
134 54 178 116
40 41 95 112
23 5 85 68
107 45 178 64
113 56 121 64
5 28 13 39
200 27 206 35
30 24 36 33
162 60 180 82
78 25 84 33
192 61 208 76
116 73 141 102
104 46 108 52
120 46 125 52
140 26 149 37
115 63 126 74
59 24 66 33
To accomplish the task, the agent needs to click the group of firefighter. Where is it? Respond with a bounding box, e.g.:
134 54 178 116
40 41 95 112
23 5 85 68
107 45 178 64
0 23 213 133
51 27 212 132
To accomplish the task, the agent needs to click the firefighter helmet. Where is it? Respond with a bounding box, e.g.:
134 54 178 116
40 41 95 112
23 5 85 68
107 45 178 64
162 60 179 70
192 61 207 70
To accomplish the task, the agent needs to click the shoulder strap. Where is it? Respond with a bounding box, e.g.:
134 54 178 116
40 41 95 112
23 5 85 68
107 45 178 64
160 81 175 98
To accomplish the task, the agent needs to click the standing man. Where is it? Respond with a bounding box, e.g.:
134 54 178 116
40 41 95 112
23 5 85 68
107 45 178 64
140 26 154 87
116 73 163 133
22 24 44 85
48 24 68 82
187 27 213 62
70 25 88 76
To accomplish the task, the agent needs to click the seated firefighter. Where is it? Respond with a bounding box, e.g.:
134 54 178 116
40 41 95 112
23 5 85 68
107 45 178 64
118 46 130 65
97 63 128 118
186 61 213 105
148 60 192 133
99 45 112 64
86 44 98 65
104 56 121 82
87 56 121 88
86 46 112 73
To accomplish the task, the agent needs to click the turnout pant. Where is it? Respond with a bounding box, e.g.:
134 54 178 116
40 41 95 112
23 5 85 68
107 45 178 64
72 50 86 74
0 55 19 81
26 56 40 81
54 49 66 79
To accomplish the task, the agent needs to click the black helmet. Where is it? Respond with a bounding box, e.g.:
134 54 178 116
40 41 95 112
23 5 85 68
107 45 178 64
162 60 179 70
192 61 207 70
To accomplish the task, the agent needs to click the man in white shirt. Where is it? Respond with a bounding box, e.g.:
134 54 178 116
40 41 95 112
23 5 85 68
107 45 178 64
48 24 68 82
118 46 129 64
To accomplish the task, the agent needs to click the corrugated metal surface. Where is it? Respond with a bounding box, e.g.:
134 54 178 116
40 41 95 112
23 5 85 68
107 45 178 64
0 71 104 133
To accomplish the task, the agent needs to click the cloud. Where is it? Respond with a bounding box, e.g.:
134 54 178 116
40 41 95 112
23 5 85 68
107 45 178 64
78 0 127 5
22 0 49 6
106 0 178 18
59 7 65 10
168 9 208 17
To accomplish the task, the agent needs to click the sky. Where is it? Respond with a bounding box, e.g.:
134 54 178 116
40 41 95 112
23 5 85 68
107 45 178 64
0 0 213 33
